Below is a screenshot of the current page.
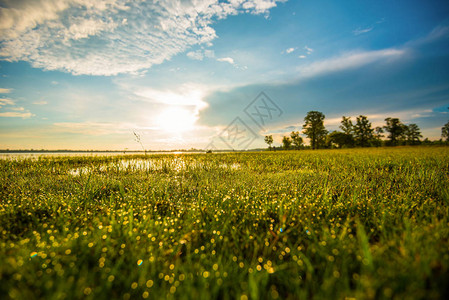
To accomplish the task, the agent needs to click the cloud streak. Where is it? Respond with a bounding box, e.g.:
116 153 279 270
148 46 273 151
217 57 235 65
133 85 208 109
33 100 48 105
53 121 137 135
0 112 34 118
353 26 373 36
0 98 15 106
0 0 284 76
298 48 406 78
304 46 313 54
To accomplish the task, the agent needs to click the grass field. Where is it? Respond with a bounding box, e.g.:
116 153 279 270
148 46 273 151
1 147 449 299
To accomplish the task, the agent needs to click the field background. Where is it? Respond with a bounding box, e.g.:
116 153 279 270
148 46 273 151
1 147 448 299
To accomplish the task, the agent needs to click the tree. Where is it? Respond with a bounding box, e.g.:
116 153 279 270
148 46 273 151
282 136 292 150
353 115 373 147
338 116 355 147
371 126 384 147
340 116 354 135
302 111 328 149
264 135 274 150
442 121 449 142
328 131 353 148
384 118 405 146
290 131 303 150
404 124 422 145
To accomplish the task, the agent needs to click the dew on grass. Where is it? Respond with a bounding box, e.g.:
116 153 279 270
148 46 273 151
2 148 449 299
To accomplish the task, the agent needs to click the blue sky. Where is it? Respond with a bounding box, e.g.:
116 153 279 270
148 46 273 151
1 0 448 150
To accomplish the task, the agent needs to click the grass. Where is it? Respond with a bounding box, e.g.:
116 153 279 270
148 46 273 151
1 146 449 299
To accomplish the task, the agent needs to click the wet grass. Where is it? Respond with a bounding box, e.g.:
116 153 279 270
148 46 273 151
1 147 449 299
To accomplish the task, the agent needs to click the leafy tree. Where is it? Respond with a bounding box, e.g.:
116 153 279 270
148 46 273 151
371 126 384 147
442 121 449 142
422 138 432 145
302 111 328 149
404 124 422 145
328 131 353 148
384 118 405 146
353 115 373 147
264 135 274 150
337 116 355 147
340 116 354 135
290 131 303 150
282 136 292 150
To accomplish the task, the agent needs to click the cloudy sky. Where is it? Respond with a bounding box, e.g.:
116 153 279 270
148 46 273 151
1 0 449 150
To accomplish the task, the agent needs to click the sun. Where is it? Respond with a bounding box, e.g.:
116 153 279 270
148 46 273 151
157 106 197 133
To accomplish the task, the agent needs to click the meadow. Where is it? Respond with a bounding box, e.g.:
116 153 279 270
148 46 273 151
1 147 448 299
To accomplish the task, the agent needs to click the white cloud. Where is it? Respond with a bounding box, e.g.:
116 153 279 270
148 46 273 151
353 26 373 36
298 55 306 59
0 112 34 118
304 46 313 54
406 25 449 47
0 98 15 106
134 85 208 111
217 57 235 65
285 47 296 54
187 51 205 61
10 107 25 111
0 0 284 76
33 100 48 105
0 88 11 93
299 48 406 78
53 121 135 135
0 0 72 38
236 0 286 15
187 49 215 61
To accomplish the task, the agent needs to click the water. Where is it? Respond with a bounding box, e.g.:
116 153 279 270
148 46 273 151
68 158 241 176
0 151 198 160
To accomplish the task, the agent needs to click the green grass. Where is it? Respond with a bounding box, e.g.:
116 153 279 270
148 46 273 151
1 147 449 299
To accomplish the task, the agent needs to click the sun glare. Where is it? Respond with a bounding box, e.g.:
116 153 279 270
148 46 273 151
157 106 197 133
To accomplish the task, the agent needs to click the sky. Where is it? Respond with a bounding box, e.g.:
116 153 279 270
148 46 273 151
0 0 449 150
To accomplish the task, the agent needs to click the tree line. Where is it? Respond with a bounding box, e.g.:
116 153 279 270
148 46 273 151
265 111 449 150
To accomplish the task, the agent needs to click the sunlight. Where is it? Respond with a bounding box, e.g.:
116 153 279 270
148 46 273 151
157 106 197 133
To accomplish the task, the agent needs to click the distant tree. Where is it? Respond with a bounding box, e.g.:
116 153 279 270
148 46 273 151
328 131 353 148
302 111 328 149
371 126 384 147
340 116 354 135
282 136 292 150
404 124 422 145
290 131 303 149
338 116 355 147
353 115 373 147
264 135 274 150
442 121 449 142
384 118 405 146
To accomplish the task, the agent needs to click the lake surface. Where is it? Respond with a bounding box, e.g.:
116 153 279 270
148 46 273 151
67 158 241 176
0 151 197 159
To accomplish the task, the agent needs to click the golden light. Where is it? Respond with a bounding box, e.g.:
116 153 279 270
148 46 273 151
157 106 197 133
